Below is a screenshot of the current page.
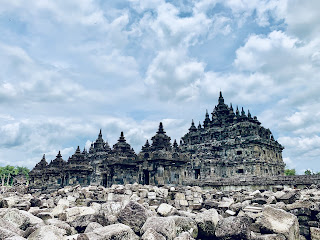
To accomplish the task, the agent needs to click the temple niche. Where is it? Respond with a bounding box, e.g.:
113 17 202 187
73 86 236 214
29 92 285 191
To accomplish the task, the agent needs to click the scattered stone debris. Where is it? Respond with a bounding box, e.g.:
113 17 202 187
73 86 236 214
1 183 320 239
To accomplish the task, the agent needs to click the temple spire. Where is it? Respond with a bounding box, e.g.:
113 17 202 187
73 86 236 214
173 139 178 148
56 151 62 158
241 107 246 116
203 109 211 128
236 106 240 116
118 131 126 142
141 139 150 152
218 91 224 104
76 146 81 154
157 122 166 134
82 147 87 154
189 119 197 132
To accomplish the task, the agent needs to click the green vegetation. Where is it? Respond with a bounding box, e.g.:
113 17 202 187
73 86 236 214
0 165 30 186
304 169 312 175
284 168 296 176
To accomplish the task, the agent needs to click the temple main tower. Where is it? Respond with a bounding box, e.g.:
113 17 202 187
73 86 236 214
181 91 285 179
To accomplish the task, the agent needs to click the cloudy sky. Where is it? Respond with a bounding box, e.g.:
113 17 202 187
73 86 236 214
0 0 319 174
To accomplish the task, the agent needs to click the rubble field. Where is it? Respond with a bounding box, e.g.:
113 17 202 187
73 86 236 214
0 183 320 240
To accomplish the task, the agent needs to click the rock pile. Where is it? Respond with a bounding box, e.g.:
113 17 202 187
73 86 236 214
1 184 320 239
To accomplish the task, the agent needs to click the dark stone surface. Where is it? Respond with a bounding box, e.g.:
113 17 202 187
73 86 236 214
29 92 286 191
118 201 149 234
215 216 252 240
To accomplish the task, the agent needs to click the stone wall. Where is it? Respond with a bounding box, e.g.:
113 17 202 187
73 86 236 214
185 175 320 191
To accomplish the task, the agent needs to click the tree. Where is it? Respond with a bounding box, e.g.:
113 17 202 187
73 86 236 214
16 166 30 180
0 167 6 186
304 169 312 175
0 165 29 186
284 169 296 176
5 165 18 185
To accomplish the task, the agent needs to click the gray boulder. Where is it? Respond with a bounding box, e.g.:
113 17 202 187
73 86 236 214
141 228 166 240
250 232 286 239
194 208 219 238
27 225 66 240
84 222 103 233
0 227 20 239
310 227 320 240
157 203 177 217
46 218 76 235
5 236 27 240
118 201 149 233
0 218 24 236
70 214 108 233
168 216 198 239
276 191 299 204
141 216 176 240
83 223 139 240
215 216 252 240
2 209 31 230
174 232 195 240
256 206 299 240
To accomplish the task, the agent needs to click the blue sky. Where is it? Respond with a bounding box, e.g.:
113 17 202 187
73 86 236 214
0 0 320 174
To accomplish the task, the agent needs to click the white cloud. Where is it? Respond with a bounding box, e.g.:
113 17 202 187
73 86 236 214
0 0 319 175
145 49 204 101
234 31 299 73
285 0 320 40
91 50 140 79
130 0 216 49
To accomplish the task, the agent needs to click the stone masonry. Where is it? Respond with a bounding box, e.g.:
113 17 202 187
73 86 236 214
29 92 285 191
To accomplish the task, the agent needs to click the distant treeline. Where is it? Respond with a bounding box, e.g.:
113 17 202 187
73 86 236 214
284 168 320 176
0 165 30 186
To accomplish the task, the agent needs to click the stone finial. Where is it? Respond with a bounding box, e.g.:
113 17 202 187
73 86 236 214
218 91 224 104
236 106 240 116
189 119 197 132
248 110 252 119
241 107 246 117
76 146 81 154
118 131 126 142
157 122 166 134
82 147 87 154
56 151 62 158
173 139 178 148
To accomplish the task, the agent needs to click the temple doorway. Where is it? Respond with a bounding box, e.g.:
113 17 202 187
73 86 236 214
194 169 200 179
102 174 107 187
143 170 149 185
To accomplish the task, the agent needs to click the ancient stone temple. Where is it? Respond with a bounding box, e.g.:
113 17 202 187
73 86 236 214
180 92 285 179
29 92 285 190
